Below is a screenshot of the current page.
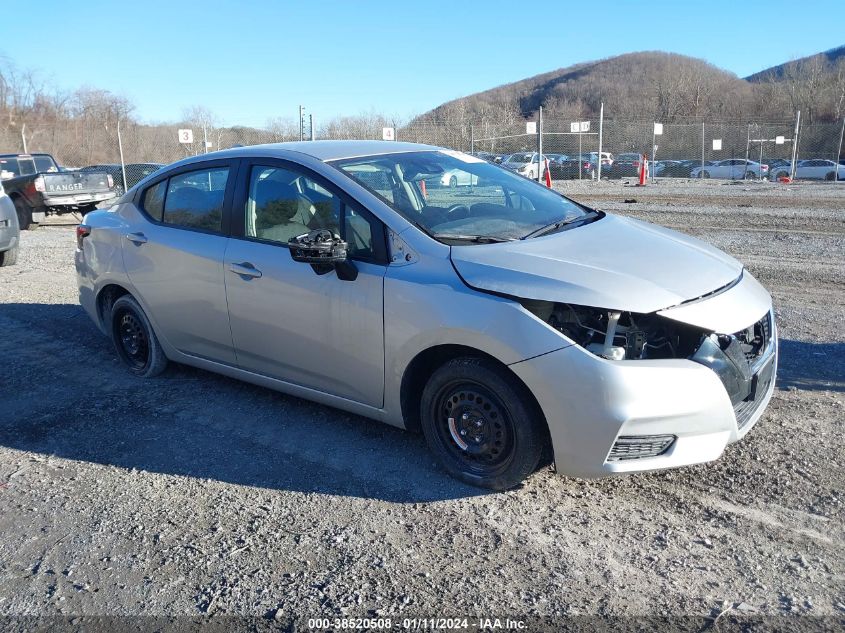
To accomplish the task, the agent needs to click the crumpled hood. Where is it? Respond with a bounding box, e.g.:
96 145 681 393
450 214 743 314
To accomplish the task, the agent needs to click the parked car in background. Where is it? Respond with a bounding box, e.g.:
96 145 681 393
80 163 164 196
76 140 777 490
587 152 614 170
0 153 117 229
438 167 479 188
690 159 769 180
501 152 549 179
787 159 845 181
0 180 20 266
608 153 645 178
550 155 595 180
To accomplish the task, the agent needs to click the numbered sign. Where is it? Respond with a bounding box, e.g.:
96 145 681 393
775 136 785 145
712 139 722 151
579 121 590 132
570 122 579 133
178 129 194 144
654 123 663 135
382 127 395 141
526 121 537 135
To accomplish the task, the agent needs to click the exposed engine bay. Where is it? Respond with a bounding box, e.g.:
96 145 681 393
522 300 705 361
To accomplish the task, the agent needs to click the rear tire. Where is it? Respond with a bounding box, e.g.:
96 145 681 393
825 171 835 181
744 171 757 180
420 357 547 490
13 198 36 231
110 295 168 378
0 246 17 267
700 170 710 179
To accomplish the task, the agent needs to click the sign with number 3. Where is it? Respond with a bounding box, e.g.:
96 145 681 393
178 129 194 144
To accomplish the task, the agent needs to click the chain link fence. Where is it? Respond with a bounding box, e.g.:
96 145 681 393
3 113 844 186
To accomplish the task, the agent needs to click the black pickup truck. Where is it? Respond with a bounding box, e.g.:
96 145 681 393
0 153 117 229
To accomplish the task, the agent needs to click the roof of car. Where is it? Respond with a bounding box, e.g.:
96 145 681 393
217 140 442 162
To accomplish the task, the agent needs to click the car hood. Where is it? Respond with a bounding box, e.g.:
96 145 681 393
450 214 743 314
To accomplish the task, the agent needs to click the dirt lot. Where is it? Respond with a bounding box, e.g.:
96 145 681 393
0 179 843 628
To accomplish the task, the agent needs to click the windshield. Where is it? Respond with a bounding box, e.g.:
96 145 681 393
333 150 594 242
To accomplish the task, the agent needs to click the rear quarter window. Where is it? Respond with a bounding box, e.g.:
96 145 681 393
142 181 167 221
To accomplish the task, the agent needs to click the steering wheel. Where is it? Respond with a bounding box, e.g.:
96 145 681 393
446 204 471 220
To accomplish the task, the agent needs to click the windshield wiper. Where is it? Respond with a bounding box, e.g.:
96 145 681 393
521 211 600 240
433 233 515 244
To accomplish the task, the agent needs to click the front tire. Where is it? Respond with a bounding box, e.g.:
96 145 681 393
420 357 547 490
110 295 168 377
700 170 710 179
449 175 457 189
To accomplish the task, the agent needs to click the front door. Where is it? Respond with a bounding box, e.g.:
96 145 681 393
224 161 387 407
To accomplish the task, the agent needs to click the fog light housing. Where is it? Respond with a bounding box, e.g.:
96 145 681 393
607 435 676 461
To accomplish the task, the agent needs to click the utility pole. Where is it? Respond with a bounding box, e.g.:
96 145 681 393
299 105 305 142
21 124 27 153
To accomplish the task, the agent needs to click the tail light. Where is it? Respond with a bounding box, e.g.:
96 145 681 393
633 161 640 168
34 175 45 192
107 174 114 188
76 224 91 249
583 162 591 169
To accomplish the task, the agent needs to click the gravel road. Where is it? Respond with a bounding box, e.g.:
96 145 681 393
0 180 842 629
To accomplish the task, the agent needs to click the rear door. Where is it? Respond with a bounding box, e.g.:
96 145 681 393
121 159 237 364
223 159 388 407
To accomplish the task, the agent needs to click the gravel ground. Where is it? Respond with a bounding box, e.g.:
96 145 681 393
0 180 843 629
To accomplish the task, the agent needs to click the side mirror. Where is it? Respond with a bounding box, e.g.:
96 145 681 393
288 229 358 281
288 229 348 264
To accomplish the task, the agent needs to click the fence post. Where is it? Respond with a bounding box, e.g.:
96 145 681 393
21 124 27 153
743 124 751 179
835 117 844 183
597 102 604 181
117 118 127 196
470 124 474 155
701 122 705 176
537 107 543 183
790 111 801 180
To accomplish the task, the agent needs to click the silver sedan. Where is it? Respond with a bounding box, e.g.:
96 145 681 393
76 141 776 490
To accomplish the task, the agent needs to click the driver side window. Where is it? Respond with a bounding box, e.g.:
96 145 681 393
245 166 340 244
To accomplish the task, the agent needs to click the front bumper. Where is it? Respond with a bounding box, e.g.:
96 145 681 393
510 316 777 478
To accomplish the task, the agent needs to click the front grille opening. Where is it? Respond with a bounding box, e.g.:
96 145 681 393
607 435 676 462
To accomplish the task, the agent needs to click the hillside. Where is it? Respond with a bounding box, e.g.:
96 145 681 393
415 49 845 125
745 44 845 81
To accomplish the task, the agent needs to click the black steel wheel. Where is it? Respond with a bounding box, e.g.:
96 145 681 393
110 295 168 377
420 357 547 490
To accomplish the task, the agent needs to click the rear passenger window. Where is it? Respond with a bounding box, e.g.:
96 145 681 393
142 181 167 221
163 168 229 232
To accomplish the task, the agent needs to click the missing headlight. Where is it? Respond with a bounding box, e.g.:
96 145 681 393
522 300 704 360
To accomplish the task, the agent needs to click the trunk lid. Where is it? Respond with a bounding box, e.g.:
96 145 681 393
42 171 113 194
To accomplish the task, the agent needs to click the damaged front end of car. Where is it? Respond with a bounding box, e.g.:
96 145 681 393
521 296 777 439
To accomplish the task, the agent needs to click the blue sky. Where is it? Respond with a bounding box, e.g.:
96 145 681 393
2 0 843 127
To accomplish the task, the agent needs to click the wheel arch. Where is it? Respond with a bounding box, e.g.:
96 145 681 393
399 344 548 444
95 282 132 328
